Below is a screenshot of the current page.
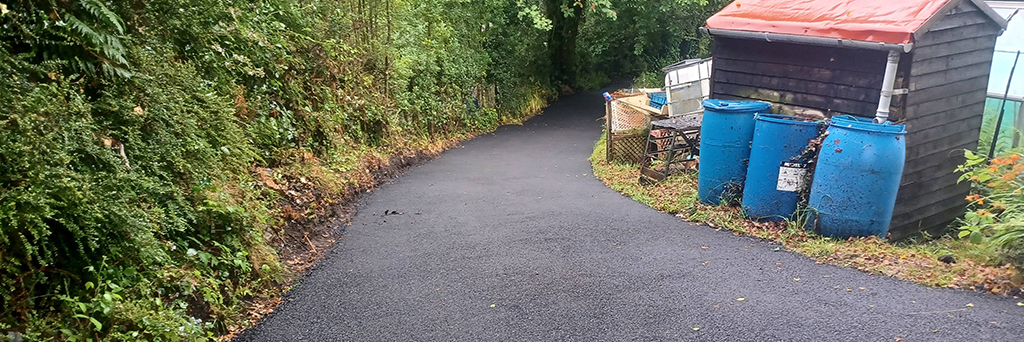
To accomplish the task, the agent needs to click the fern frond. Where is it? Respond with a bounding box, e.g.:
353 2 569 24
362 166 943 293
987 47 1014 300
78 0 124 34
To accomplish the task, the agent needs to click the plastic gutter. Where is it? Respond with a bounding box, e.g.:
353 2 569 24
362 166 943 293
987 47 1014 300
700 28 913 53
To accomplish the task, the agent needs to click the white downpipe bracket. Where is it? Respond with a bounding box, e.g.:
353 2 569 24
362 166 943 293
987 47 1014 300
875 50 902 123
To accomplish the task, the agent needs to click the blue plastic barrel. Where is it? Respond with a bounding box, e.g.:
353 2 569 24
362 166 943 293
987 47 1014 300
742 114 822 220
806 118 907 238
697 99 772 204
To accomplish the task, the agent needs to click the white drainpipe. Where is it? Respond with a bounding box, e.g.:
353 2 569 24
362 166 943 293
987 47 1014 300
875 50 902 123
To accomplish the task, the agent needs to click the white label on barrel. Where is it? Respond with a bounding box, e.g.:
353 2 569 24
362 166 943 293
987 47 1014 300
777 162 810 192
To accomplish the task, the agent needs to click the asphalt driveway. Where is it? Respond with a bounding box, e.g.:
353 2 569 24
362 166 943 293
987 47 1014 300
237 87 1024 341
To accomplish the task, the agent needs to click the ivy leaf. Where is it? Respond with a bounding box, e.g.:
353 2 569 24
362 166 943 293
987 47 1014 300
969 231 984 244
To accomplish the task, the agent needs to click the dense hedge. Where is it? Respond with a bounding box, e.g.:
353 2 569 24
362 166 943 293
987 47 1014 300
0 0 725 339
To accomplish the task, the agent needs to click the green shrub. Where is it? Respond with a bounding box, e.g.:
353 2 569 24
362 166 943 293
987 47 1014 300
1 0 723 339
956 150 1024 267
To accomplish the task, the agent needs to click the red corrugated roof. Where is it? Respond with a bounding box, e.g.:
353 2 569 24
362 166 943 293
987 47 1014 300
706 0 956 45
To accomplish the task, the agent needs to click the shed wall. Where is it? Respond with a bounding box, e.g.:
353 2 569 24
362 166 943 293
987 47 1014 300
710 38 910 119
889 0 1001 239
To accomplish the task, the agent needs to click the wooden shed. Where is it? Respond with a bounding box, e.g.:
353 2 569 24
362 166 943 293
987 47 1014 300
702 0 1008 239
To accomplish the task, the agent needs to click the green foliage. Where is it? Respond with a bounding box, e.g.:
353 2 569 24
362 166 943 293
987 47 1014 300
575 0 729 88
1 0 724 339
956 149 1024 267
2 0 130 77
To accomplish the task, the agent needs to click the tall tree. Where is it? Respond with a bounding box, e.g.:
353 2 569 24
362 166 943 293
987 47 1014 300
547 0 586 88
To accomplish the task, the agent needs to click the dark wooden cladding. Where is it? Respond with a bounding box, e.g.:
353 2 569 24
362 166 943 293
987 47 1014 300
714 70 880 103
912 35 998 61
887 0 1000 240
917 23 999 47
909 62 993 91
925 9 993 32
905 116 984 146
904 101 988 133
910 49 996 75
905 129 982 161
715 38 887 73
904 89 988 119
902 140 977 176
714 59 886 88
712 37 892 117
713 83 879 116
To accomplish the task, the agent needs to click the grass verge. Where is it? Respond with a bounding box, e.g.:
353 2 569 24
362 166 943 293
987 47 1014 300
590 131 1023 295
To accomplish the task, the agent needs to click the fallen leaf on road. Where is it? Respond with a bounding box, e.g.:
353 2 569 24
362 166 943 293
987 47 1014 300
793 278 800 281
701 246 709 249
859 287 866 290
692 327 701 331
736 298 745 301
965 303 974 307
1017 302 1024 306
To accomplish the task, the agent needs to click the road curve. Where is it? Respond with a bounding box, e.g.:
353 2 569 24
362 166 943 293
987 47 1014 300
237 87 1024 341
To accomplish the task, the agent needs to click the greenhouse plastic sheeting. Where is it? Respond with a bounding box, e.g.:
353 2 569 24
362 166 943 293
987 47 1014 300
706 0 952 44
988 4 1024 97
981 97 1024 155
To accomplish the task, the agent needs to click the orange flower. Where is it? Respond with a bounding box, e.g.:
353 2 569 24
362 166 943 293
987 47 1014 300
977 209 991 216
1016 189 1022 194
990 165 999 172
1004 172 1017 180
993 158 1015 165
1012 154 1021 162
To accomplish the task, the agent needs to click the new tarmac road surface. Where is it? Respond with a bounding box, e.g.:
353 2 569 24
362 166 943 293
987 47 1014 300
237 87 1024 341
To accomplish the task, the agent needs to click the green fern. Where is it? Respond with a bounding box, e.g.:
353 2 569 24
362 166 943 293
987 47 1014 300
78 0 124 35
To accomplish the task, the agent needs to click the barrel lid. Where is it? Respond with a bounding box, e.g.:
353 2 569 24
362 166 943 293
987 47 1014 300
830 117 906 134
702 99 771 112
755 114 821 126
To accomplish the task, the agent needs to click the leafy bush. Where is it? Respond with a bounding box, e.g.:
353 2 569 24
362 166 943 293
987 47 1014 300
576 0 729 87
1 0 722 339
956 150 1024 267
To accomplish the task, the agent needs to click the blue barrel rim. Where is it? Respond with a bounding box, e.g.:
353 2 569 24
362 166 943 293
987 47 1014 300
702 99 772 113
755 113 821 127
830 115 873 123
830 120 907 135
